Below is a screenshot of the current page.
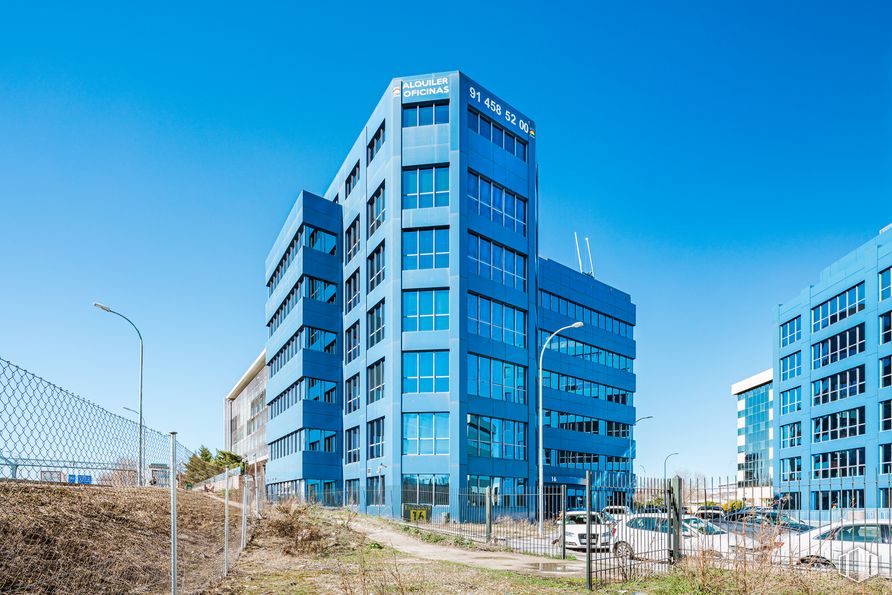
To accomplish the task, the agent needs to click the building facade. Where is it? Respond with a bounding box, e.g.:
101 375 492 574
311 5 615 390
263 71 637 518
774 226 892 510
732 369 773 503
224 351 268 486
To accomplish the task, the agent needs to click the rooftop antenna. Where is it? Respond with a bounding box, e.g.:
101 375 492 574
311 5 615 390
584 237 595 278
573 232 584 274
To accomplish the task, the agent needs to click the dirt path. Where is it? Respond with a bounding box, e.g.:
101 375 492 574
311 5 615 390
349 517 586 578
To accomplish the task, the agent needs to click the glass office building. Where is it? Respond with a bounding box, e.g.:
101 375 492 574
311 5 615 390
263 72 637 518
224 351 268 487
732 370 773 503
774 226 892 510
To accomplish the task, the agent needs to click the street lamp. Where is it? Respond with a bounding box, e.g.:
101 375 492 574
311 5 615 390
538 320 583 537
94 302 144 487
628 415 652 510
663 452 679 511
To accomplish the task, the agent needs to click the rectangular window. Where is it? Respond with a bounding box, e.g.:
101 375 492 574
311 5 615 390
780 422 802 448
811 489 864 510
467 414 527 460
267 224 338 296
345 161 360 197
813 447 865 479
780 457 801 481
402 412 449 455
346 217 361 263
367 359 385 404
367 300 385 346
367 418 384 459
402 351 449 394
366 476 384 505
467 107 528 161
780 387 802 415
345 479 360 506
544 449 600 471
538 330 633 372
780 351 802 381
267 275 337 336
345 374 360 414
881 444 892 474
466 475 528 508
402 289 449 331
882 267 891 301
467 171 527 237
401 474 449 505
813 406 865 442
882 399 892 431
366 121 385 164
367 242 385 291
402 100 449 127
538 290 634 339
811 323 866 369
882 312 892 345
883 356 892 388
812 365 865 405
467 293 526 348
345 269 361 313
402 228 449 270
345 322 360 363
812 283 866 332
467 232 527 291
544 410 600 434
467 353 527 404
268 325 337 377
541 370 632 405
345 426 360 464
606 421 629 438
402 165 449 209
367 183 386 237
268 377 337 418
780 316 802 348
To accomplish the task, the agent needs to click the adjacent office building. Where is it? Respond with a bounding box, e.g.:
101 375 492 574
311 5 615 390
263 71 637 518
774 226 892 510
732 369 773 503
224 351 269 486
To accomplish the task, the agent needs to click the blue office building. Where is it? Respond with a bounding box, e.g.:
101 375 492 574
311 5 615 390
263 72 637 518
774 226 892 510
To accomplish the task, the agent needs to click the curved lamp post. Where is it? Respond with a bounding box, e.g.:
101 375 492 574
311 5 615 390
94 303 144 487
538 320 583 537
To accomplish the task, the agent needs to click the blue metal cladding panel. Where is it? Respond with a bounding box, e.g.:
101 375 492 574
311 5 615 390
773 232 892 508
263 72 638 514
264 191 343 488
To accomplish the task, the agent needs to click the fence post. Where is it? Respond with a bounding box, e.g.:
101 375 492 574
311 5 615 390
485 486 492 542
224 465 230 577
169 432 177 595
669 474 682 563
560 484 566 560
241 471 247 550
585 470 592 591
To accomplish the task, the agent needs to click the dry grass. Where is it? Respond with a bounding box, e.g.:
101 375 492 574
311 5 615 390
0 481 241 593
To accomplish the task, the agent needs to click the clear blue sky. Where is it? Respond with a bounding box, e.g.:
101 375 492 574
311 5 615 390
1 2 890 478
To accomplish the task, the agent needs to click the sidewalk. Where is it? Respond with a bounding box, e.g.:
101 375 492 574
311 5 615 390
349 516 586 578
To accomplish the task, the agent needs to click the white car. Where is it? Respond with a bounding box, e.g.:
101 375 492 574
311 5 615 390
774 519 892 577
603 505 632 516
554 511 616 550
612 514 759 561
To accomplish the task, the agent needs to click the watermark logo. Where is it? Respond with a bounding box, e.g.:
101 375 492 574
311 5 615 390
838 547 878 583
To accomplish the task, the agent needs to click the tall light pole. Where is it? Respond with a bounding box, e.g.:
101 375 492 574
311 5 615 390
95 302 144 487
629 415 653 509
538 320 583 537
663 452 679 510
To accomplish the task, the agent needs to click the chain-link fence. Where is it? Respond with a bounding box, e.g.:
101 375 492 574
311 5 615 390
0 357 254 593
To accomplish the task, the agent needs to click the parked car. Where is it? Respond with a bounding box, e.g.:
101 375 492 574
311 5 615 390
773 519 892 578
603 505 631 516
716 510 813 544
611 514 759 561
695 505 725 520
553 511 616 551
